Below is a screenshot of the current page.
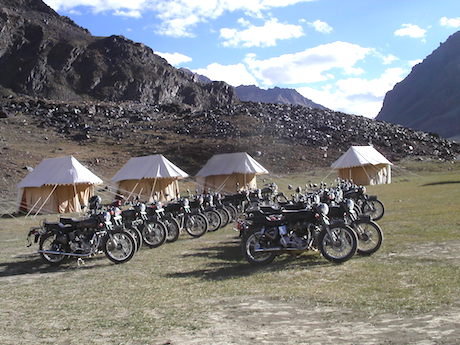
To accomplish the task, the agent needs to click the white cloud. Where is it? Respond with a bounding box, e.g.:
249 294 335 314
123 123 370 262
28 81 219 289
440 16 460 28
408 59 423 67
308 20 333 34
244 41 371 85
113 9 142 18
43 0 316 37
297 67 408 117
193 63 258 86
382 54 398 65
394 24 426 39
155 52 192 66
220 18 304 47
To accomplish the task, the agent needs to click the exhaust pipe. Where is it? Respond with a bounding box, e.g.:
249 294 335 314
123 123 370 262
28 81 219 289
38 250 92 257
254 247 306 252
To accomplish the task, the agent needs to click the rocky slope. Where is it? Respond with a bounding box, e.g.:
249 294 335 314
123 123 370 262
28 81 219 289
376 31 460 139
235 85 326 110
0 0 236 108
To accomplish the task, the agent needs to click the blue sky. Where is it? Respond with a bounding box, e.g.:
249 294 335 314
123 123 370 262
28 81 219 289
43 0 460 118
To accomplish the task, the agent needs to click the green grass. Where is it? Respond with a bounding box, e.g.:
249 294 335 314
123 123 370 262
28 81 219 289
1 160 460 344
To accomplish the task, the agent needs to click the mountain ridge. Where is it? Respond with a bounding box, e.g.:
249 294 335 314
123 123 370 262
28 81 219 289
376 31 460 138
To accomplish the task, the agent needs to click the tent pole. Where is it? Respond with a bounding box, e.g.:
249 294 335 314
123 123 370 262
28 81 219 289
34 184 58 217
25 196 42 217
126 182 139 202
215 174 231 193
175 179 180 199
73 183 79 212
148 178 158 202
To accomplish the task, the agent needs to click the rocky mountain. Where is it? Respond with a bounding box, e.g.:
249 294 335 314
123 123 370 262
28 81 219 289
0 0 236 108
235 85 326 110
376 31 460 139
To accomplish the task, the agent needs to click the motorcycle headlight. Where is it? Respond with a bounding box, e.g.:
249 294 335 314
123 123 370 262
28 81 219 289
316 203 329 215
360 186 366 194
313 195 320 204
138 203 146 213
103 211 111 222
345 199 354 211
183 198 190 207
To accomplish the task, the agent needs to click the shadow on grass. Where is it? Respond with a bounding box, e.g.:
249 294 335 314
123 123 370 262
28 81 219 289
165 241 330 281
0 253 112 277
421 180 460 186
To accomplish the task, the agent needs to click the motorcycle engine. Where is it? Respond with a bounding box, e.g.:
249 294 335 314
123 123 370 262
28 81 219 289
69 231 91 253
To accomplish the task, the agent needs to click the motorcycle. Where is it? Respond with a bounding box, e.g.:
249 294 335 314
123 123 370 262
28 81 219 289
343 185 385 221
147 201 180 243
239 202 357 265
163 198 208 238
27 204 136 266
328 199 383 255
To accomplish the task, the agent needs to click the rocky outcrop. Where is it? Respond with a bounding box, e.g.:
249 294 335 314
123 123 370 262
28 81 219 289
376 31 460 139
235 85 326 110
0 0 237 108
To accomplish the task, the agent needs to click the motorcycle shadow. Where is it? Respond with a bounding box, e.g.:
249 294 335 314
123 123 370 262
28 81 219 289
0 253 112 278
165 242 331 281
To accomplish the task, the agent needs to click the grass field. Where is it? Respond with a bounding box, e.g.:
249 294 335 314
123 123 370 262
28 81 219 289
1 160 459 344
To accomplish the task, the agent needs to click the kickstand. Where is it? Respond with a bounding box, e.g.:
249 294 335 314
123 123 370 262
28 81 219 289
77 258 86 267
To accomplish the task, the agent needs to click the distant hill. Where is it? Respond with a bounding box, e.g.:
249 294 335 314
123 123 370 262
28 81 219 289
376 31 460 138
235 85 327 110
0 0 236 108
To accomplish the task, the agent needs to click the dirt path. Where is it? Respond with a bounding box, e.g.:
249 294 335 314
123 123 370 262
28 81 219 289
162 297 460 345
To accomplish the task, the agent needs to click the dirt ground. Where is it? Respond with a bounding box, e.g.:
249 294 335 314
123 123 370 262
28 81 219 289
156 242 460 345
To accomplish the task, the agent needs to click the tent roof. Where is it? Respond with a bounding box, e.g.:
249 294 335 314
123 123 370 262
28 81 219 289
17 156 103 188
331 146 393 169
196 152 269 177
112 154 189 182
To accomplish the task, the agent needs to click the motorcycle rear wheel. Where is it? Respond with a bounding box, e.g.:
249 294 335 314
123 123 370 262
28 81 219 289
103 230 136 264
124 227 142 252
38 232 69 266
318 225 357 263
242 230 276 265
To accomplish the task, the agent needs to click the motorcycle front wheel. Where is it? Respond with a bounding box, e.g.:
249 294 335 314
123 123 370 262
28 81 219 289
353 220 383 255
204 210 222 232
216 208 231 228
185 214 208 238
124 226 142 252
318 225 357 263
362 199 384 221
102 230 136 264
142 221 167 248
164 216 181 243
242 230 276 265
38 232 69 266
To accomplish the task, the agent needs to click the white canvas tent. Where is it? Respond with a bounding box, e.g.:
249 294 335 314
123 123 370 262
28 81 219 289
17 156 103 214
196 152 269 193
331 146 393 185
112 154 188 202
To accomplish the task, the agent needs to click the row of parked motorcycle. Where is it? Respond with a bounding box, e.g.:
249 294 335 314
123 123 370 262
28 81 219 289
26 179 385 267
237 180 385 265
26 191 246 266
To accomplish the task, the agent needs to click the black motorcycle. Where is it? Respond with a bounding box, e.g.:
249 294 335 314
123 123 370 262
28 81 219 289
239 203 357 265
27 208 136 266
163 198 208 238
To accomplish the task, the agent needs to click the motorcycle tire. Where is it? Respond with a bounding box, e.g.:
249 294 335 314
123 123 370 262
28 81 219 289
38 232 69 266
362 199 384 221
141 220 167 248
102 230 136 264
318 224 357 263
242 229 276 265
164 216 181 243
124 226 142 252
353 220 383 255
216 208 231 228
224 204 238 221
204 210 222 232
185 214 208 238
